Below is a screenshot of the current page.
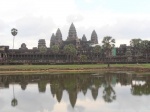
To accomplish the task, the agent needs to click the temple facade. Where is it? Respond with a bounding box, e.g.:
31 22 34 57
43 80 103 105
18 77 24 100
0 23 150 64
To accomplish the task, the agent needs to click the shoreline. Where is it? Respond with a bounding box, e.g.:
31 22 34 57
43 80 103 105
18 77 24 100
0 66 150 75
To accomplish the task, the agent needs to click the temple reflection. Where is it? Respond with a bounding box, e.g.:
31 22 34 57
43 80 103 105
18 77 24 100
0 73 150 108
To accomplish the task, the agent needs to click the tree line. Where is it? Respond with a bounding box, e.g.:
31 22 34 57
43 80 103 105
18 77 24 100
50 36 150 67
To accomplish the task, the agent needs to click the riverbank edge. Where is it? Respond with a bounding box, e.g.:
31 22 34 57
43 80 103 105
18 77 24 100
0 67 150 75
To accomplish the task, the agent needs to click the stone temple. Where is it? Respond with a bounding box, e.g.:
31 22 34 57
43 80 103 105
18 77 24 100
0 23 150 64
50 23 98 49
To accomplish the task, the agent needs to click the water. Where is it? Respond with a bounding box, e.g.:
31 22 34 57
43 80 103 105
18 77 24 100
0 73 150 112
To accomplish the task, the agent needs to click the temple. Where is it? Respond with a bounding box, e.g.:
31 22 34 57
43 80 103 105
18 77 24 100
0 23 150 64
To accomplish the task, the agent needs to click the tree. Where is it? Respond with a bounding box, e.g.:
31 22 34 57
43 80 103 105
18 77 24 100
102 36 115 67
63 44 77 62
39 46 47 62
51 45 59 62
125 47 132 62
93 45 101 61
80 55 87 62
130 38 142 63
39 46 47 53
140 40 150 62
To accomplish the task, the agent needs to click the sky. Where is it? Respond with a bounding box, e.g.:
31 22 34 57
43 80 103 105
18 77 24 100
0 0 150 49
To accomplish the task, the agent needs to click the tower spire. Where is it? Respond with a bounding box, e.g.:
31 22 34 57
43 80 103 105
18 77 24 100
91 30 98 44
67 23 77 41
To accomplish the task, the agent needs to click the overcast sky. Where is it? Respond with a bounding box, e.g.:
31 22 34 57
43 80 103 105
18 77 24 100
0 0 150 49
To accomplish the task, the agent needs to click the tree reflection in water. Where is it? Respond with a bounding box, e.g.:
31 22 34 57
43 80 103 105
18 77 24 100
11 84 18 107
131 77 150 95
102 74 116 103
0 73 149 108
103 84 116 103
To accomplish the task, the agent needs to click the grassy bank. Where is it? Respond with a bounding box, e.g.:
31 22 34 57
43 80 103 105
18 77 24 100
0 64 150 70
0 64 149 71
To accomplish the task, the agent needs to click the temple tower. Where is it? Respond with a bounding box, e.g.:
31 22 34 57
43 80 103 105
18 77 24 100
38 39 46 49
67 23 78 41
91 30 98 44
82 34 87 41
50 33 55 47
19 43 28 50
55 28 63 47
50 28 63 48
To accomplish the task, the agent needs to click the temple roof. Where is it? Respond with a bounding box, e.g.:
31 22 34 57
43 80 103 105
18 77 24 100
67 23 77 41
91 30 98 44
91 30 97 36
50 33 55 41
69 23 76 31
56 28 62 40
82 34 87 41
56 28 61 35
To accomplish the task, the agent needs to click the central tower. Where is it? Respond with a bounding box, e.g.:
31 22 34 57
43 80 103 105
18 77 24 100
67 23 78 41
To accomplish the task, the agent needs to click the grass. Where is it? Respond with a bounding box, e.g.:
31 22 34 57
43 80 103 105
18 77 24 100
0 64 149 75
0 64 149 70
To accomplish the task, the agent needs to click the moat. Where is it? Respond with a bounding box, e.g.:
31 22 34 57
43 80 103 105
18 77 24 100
0 72 150 112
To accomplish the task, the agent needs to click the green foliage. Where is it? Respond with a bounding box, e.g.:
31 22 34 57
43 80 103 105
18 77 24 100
0 64 150 72
80 55 87 62
51 45 59 54
130 38 142 48
102 36 115 51
125 47 132 57
130 38 142 63
102 36 115 67
39 46 47 53
140 40 150 51
63 44 77 56
93 45 101 54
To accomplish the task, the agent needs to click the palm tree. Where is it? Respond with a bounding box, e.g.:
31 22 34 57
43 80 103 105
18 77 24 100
102 36 115 67
93 45 101 61
11 28 18 62
130 38 142 63
11 28 18 49
51 45 59 62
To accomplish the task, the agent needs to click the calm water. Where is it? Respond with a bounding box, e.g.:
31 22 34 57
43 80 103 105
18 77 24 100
0 72 150 112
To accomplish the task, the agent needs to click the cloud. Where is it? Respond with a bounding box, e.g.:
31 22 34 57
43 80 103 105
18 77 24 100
83 0 94 3
0 0 150 49
0 19 7 32
66 14 84 23
67 105 85 112
16 15 56 37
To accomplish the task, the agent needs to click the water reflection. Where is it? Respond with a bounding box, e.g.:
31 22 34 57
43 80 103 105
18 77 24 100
0 72 150 111
11 84 18 107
